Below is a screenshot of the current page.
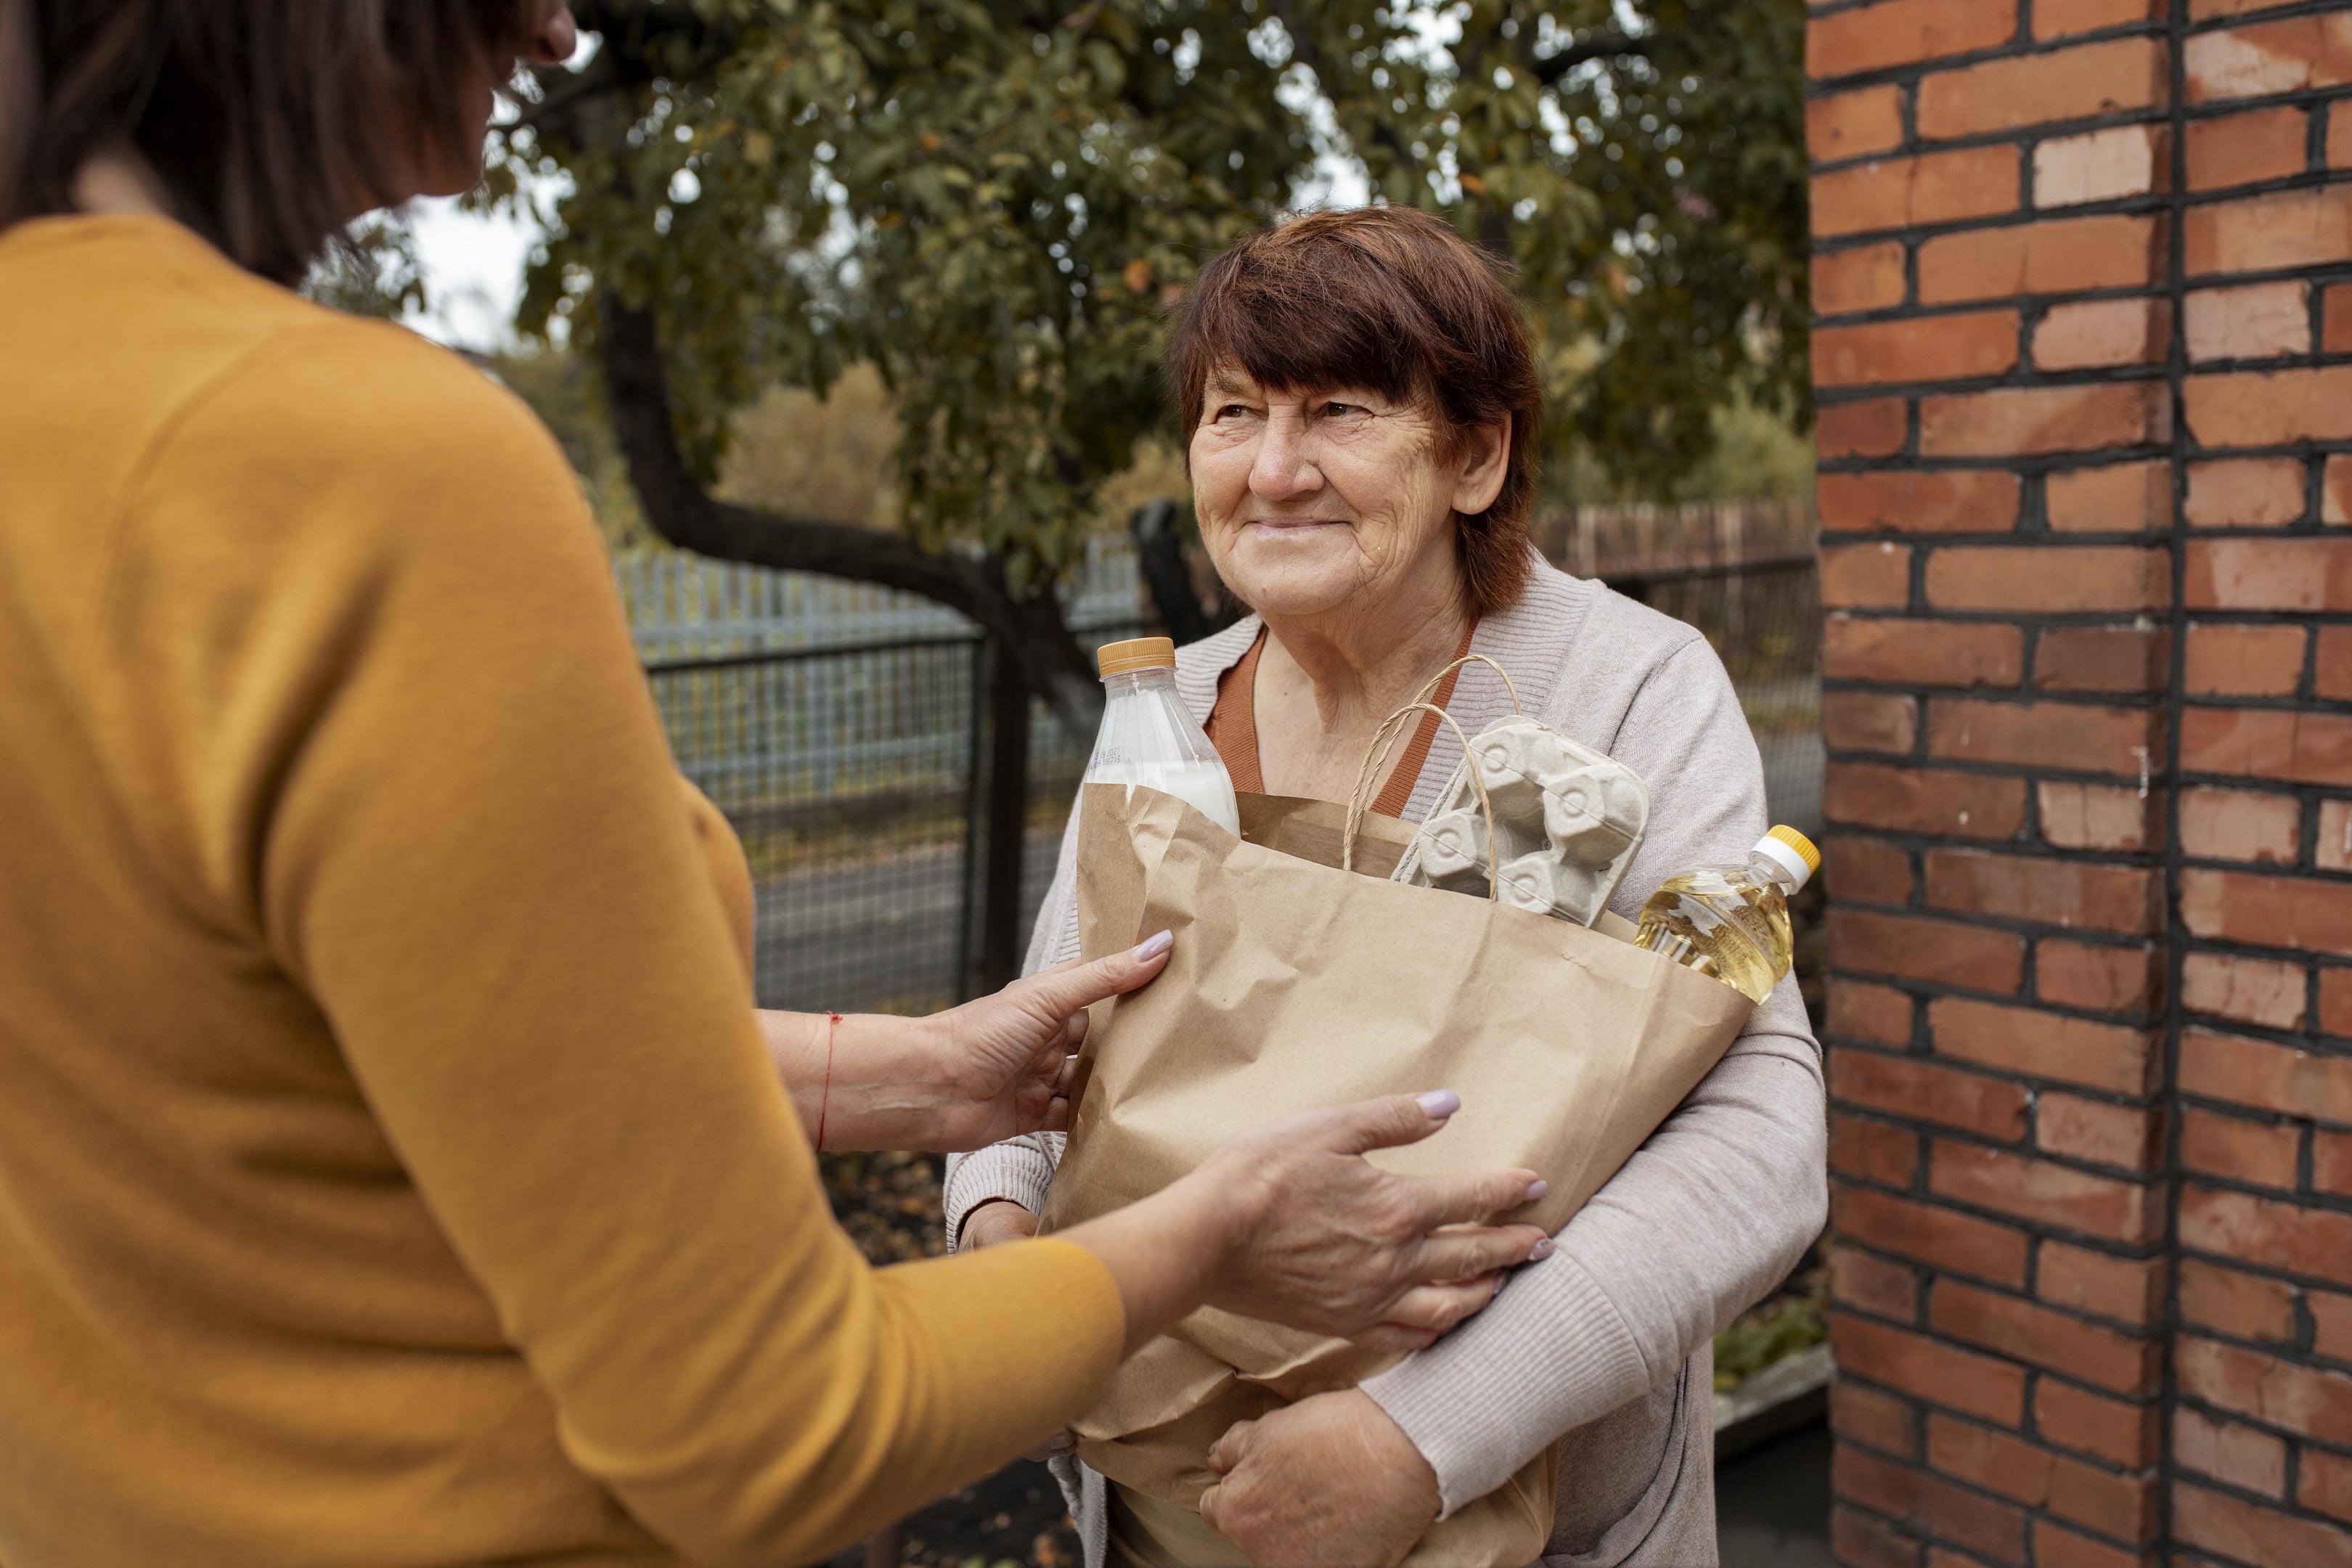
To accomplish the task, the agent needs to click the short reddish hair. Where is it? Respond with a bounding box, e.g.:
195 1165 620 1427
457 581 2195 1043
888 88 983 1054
1170 206 1544 618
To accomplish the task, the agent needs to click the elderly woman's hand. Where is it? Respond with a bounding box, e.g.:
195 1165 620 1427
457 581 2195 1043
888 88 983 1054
1199 1389 1440 1567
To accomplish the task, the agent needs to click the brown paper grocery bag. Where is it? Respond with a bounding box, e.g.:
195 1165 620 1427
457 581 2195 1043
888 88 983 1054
1040 783 1754 1567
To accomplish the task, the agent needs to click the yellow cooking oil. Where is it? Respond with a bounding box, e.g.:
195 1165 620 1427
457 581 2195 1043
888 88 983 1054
1634 826 1821 1003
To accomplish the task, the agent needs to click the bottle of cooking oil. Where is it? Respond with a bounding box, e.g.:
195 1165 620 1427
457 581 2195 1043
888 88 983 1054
1634 826 1820 1002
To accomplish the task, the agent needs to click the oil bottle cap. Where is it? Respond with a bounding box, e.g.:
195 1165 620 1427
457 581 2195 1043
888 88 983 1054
1755 825 1821 889
1098 636 1177 677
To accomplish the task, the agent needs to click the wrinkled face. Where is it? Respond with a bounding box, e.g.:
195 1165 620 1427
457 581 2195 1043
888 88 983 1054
1189 364 1482 622
410 1 580 199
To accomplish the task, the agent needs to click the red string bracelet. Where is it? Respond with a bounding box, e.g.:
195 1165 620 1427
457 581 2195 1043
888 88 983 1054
815 1010 843 1152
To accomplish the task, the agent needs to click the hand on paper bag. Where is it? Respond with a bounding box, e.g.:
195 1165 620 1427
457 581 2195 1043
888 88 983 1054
1192 1090 1551 1349
1200 1389 1438 1568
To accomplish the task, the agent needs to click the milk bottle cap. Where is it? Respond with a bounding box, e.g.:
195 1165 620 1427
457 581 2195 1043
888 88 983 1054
1098 637 1177 677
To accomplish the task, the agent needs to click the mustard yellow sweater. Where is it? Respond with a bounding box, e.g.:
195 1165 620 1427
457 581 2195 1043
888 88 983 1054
0 215 1123 1567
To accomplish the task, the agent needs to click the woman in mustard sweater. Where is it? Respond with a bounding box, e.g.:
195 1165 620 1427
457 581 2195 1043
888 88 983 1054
0 4 1551 1564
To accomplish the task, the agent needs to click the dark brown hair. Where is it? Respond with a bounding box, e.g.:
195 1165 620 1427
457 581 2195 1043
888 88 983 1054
1170 206 1545 618
1 0 536 284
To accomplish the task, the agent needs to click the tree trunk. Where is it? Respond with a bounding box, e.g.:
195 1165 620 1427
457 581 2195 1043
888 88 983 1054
595 293 1107 737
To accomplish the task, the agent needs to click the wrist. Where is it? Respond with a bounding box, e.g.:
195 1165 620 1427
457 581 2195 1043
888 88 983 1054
1345 1389 1442 1516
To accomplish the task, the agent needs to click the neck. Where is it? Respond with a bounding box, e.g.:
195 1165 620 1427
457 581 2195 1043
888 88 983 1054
73 145 179 221
1257 563 1471 734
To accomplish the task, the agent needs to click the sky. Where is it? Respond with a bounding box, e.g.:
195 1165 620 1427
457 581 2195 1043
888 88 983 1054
402 195 542 354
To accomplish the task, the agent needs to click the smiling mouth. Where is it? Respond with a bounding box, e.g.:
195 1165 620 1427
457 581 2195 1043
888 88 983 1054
1244 518 1347 531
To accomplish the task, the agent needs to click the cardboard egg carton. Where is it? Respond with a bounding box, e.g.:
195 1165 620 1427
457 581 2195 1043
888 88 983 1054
1391 716 1651 926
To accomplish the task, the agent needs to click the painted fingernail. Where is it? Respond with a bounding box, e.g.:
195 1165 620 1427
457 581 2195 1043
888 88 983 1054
1524 1179 1550 1201
1132 930 1174 960
1530 1237 1556 1259
1416 1090 1461 1118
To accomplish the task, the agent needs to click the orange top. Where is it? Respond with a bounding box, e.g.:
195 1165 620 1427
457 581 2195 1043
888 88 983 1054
1206 622 1478 817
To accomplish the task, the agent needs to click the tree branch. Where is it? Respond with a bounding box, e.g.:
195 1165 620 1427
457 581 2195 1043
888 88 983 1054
595 293 1106 735
1530 32 1648 89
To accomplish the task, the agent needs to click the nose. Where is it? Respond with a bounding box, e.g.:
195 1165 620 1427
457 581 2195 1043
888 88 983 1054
1248 407 1323 502
528 3 580 67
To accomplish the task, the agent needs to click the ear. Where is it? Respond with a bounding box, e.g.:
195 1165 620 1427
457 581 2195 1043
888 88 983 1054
1449 415 1511 517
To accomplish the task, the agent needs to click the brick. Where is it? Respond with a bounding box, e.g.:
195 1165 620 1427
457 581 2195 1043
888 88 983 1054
2317 1286 2352 1361
2036 1380 2159 1467
2184 626 2303 698
2173 1405 2287 1498
1815 147 2022 240
2182 951 2308 1031
2039 781 2163 852
2036 938 2163 1013
1820 397 1909 457
1924 848 2157 933
2034 124 2165 208
2179 1256 2298 1341
1920 383 2169 457
1834 1242 1922 1323
2328 969 2352 1036
2304 1447 2352 1527
1835 1046 2030 1140
2035 0 2157 36
1834 1444 2028 1564
1810 84 1906 163
2046 460 2168 533
2032 1519 2152 1568
1932 997 2158 1095
1825 690 1920 753
1816 243 1910 317
1829 838 1916 909
1927 1413 2157 1540
1926 546 2167 613
2322 626 2352 697
2185 860 2352 948
1832 1504 1922 1568
1930 1278 2160 1389
2036 1095 2163 1172
1827 761 2028 838
1927 698 2160 779
2181 706 2352 786
1831 977 1916 1042
1823 542 1913 608
1833 907 2025 991
2186 538 2352 613
2185 14 2352 104
2319 800 2352 872
1816 311 2020 388
2034 626 2168 693
2179 1023 2352 1119
1931 1142 2159 1246
1838 1183 2029 1287
1835 1114 1925 1186
1809 0 2019 78
1835 1375 1922 1455
1917 213 2162 304
2179 785 2298 864
2320 1127 2352 1196
1916 38 2168 141
2336 102 2352 171
2174 1479 2352 1568
2178 1336 2352 1444
2331 284 2352 354
2181 1183 2352 1289
1819 469 2022 533
2038 1238 2164 1324
2187 105 2311 191
2184 457 2307 527
2180 1104 2300 1189
1835 1312 2030 1424
1826 616 2022 685
2033 297 2168 371
2185 279 2311 363
2185 188 2352 278
2332 455 2352 524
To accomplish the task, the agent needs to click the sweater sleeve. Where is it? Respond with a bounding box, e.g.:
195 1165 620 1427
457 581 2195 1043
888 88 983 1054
1360 635 1828 1516
118 330 1126 1567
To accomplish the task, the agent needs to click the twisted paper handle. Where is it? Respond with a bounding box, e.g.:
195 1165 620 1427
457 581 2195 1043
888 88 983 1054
1343 702 1498 899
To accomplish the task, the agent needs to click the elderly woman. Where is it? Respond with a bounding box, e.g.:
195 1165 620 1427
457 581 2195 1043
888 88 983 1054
948 206 1828 1568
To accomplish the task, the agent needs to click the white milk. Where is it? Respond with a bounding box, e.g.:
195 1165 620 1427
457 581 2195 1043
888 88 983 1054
1088 758 1241 837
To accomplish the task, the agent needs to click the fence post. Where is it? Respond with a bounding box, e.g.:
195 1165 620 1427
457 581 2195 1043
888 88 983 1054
979 640 1030 992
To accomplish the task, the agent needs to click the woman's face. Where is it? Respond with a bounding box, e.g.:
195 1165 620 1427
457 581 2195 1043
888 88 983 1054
1188 364 1509 624
410 1 579 200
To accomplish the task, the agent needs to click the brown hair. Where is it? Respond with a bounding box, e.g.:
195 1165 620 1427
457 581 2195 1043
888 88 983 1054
1 0 536 285
1170 206 1545 618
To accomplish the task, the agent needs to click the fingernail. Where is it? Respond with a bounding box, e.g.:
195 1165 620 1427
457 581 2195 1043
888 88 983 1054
1132 930 1173 960
1524 1179 1550 1201
1416 1090 1461 1119
1530 1237 1555 1259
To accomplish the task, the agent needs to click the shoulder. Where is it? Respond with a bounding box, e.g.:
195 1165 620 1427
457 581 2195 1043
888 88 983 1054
1479 558 1719 735
1171 615 1262 716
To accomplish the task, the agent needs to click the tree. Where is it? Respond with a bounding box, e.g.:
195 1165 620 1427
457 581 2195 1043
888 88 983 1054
499 0 1805 733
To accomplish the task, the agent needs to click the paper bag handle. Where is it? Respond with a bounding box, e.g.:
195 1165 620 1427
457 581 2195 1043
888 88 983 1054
1343 702 1499 899
1405 652 1524 716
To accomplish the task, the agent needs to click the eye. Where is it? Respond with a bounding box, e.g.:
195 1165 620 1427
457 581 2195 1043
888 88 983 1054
1321 400 1365 419
1212 402 1251 422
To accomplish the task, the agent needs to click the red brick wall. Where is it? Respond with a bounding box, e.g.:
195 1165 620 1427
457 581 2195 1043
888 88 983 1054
1810 1 2352 1562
